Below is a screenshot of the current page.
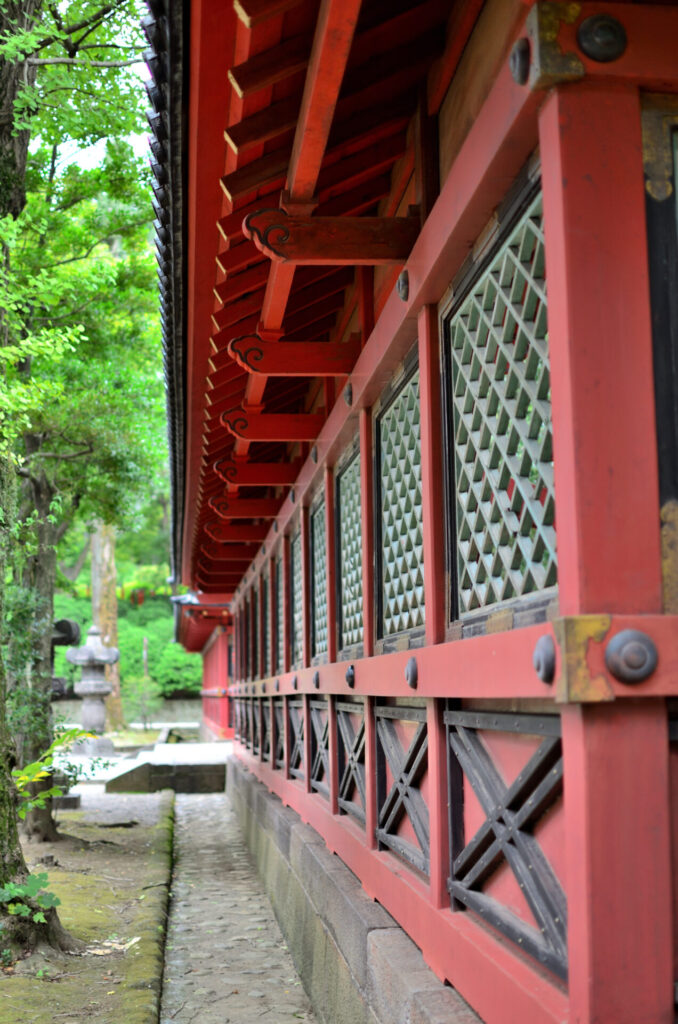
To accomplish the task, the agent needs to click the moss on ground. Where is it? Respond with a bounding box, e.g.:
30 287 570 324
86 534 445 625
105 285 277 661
0 790 174 1024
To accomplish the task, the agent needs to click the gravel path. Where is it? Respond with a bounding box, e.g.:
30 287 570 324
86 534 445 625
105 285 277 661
160 793 317 1024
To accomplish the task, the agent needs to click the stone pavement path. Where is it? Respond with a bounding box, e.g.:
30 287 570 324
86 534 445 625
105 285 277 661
160 793 317 1024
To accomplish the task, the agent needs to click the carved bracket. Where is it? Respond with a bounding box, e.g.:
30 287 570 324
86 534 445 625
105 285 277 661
228 332 360 377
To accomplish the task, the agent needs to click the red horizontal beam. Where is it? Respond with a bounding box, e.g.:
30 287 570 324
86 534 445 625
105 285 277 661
233 0 303 30
214 458 301 486
228 32 312 99
245 210 419 265
221 410 325 442
199 542 260 562
208 495 283 519
204 521 270 543
228 334 360 376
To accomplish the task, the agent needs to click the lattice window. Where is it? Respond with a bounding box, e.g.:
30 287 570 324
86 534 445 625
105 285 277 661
337 453 363 650
274 556 284 674
375 705 429 874
252 585 259 680
290 530 303 667
262 568 271 677
311 501 328 657
444 709 566 980
337 700 366 825
310 698 329 798
447 191 556 614
378 371 425 637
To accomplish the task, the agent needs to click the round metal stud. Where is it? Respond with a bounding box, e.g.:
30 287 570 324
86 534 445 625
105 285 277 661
345 664 355 688
291 674 298 690
273 521 279 533
405 656 418 689
290 488 296 503
311 445 318 463
509 37 531 85
344 382 353 407
533 634 556 684
275 678 280 692
396 270 409 302
605 629 658 684
577 14 627 63
312 670 320 689
262 682 266 694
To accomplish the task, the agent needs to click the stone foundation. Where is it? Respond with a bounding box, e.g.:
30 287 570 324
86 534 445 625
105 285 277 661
227 758 480 1024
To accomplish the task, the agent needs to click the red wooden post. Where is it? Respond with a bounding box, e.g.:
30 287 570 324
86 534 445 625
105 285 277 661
257 697 264 763
301 505 311 669
418 305 446 644
364 695 377 851
540 83 662 616
541 84 672 1022
324 466 337 663
359 409 375 656
562 702 672 1023
426 698 448 909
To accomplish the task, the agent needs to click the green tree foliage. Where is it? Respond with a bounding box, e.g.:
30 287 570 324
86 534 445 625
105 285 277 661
0 0 167 856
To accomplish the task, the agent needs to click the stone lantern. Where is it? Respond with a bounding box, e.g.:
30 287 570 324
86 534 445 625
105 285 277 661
66 625 119 754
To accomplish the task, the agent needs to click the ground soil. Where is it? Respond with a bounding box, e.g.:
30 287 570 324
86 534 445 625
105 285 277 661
0 789 172 1024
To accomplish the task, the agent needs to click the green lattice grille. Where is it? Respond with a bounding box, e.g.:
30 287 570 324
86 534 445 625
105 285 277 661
275 556 284 674
338 454 363 648
379 371 425 636
449 191 557 613
262 569 271 676
311 501 328 657
290 529 303 667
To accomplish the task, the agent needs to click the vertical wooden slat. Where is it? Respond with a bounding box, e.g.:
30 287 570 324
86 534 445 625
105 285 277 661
269 560 276 678
283 694 291 778
324 466 337 663
359 409 375 656
418 304 446 643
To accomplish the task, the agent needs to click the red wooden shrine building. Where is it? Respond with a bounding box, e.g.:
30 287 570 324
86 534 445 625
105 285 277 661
149 0 678 1020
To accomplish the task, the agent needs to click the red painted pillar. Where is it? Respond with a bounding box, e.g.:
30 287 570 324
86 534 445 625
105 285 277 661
541 83 672 1023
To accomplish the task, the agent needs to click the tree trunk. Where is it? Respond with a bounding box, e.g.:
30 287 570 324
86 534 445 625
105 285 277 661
91 522 124 729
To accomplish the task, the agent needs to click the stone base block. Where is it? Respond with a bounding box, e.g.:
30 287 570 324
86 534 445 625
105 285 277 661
227 758 480 1024
105 761 226 794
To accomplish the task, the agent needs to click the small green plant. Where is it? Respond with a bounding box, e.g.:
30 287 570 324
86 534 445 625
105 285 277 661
1 948 13 967
0 872 61 924
11 727 92 819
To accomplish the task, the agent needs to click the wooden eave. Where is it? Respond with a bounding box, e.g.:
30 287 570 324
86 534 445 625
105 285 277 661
180 0 484 596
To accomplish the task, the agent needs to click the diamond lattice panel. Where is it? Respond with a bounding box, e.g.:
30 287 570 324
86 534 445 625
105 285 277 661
449 192 556 613
275 556 284 674
338 454 363 648
291 529 303 667
311 501 328 657
379 371 425 636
